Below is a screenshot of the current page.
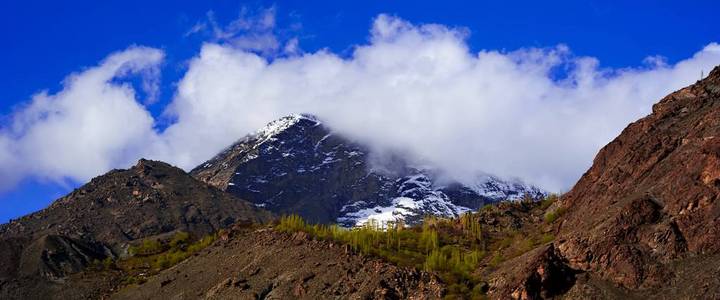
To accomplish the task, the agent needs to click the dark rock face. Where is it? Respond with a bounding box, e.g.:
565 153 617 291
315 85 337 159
112 227 444 300
19 235 109 280
191 115 545 226
489 245 577 299
0 159 272 298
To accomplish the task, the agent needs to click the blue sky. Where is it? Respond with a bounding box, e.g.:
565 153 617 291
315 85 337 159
1 0 719 223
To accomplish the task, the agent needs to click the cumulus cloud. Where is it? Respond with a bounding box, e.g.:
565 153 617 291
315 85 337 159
0 46 163 189
2 14 720 194
159 15 720 191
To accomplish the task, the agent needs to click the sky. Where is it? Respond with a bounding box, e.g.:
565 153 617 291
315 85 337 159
1 0 719 223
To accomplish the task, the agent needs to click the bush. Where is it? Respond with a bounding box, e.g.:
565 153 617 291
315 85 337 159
102 257 115 269
169 231 190 249
459 212 483 241
540 233 555 244
544 207 566 224
425 249 449 271
489 251 503 267
129 239 164 256
122 275 147 285
276 214 307 232
540 193 560 209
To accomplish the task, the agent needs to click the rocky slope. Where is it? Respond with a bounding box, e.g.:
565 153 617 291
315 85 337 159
112 227 444 300
490 66 720 298
191 114 545 226
0 159 271 299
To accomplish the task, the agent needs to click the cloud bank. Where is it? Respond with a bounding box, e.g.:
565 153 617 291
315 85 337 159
2 14 720 193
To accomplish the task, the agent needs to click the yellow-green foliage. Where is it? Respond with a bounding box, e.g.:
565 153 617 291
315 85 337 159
276 214 307 232
540 193 560 210
122 275 147 285
544 207 566 224
540 233 555 244
122 231 217 274
460 212 483 241
489 251 504 267
420 229 439 254
424 246 485 274
102 257 114 269
169 231 190 248
276 214 487 299
129 238 164 256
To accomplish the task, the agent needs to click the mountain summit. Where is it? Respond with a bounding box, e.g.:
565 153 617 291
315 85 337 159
191 114 545 226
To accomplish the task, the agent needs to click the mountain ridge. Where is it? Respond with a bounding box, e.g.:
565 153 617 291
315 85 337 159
0 159 272 299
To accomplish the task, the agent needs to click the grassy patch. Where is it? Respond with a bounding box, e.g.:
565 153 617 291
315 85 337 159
114 231 220 284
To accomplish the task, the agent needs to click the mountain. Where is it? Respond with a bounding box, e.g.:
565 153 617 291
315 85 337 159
489 66 720 299
0 159 271 299
191 114 545 226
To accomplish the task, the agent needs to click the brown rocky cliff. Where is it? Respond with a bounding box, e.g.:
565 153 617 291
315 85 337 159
555 65 720 289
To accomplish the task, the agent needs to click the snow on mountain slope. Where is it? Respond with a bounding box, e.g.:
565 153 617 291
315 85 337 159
191 114 546 226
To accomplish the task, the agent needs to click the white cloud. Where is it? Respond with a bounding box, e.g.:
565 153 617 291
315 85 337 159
2 15 720 194
158 15 720 191
0 46 163 188
186 6 300 57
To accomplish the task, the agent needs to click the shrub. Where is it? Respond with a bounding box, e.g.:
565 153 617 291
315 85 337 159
169 231 190 249
459 212 483 241
102 257 115 269
122 275 147 285
489 251 503 267
540 193 560 210
276 214 307 232
540 233 554 244
472 282 489 299
420 229 439 254
544 207 566 224
425 249 448 271
129 239 164 256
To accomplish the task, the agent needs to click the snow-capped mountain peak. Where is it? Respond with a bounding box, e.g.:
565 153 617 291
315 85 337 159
255 114 319 141
191 114 546 227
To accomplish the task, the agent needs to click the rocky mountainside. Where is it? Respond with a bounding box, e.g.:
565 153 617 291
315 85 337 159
490 66 720 299
0 159 271 299
112 227 444 299
191 114 545 226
